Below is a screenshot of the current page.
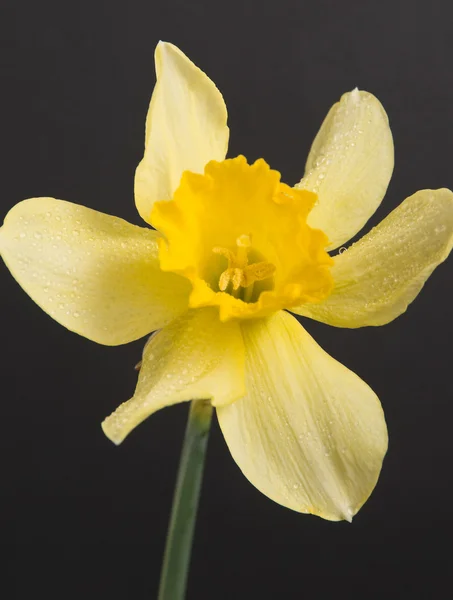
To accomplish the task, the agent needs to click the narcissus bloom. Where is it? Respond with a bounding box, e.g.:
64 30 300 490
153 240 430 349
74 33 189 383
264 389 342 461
1 42 452 522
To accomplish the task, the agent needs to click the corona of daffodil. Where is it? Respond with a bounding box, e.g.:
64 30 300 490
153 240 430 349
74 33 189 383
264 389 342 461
1 42 452 522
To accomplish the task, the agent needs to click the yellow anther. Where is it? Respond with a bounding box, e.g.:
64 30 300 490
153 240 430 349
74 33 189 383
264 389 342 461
218 269 233 292
242 262 276 286
212 246 235 262
231 268 245 290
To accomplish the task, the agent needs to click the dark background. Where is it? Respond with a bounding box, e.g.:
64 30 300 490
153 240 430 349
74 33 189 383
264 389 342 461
1 0 452 598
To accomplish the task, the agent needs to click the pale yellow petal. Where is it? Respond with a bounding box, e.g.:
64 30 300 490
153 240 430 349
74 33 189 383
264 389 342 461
0 198 190 345
217 311 387 521
292 188 453 327
296 89 394 250
102 308 245 444
135 41 229 223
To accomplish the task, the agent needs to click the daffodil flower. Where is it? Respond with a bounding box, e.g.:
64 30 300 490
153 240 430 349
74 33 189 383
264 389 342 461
1 42 452 523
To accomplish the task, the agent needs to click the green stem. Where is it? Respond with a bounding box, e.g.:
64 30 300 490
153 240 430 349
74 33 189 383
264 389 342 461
157 400 213 600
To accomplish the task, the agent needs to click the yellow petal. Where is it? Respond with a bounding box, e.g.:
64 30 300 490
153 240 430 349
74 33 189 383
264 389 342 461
296 89 394 250
135 41 229 223
0 198 190 345
217 311 387 521
292 188 453 327
102 308 245 444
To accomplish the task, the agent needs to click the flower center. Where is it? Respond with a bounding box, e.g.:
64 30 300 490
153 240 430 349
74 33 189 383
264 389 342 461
212 234 276 302
150 156 334 321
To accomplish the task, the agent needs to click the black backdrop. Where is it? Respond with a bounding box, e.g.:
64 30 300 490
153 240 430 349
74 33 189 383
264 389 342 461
1 0 452 598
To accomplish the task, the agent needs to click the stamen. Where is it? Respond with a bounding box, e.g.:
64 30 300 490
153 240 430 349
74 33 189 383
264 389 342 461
242 262 276 286
218 270 232 292
213 234 275 299
212 247 235 262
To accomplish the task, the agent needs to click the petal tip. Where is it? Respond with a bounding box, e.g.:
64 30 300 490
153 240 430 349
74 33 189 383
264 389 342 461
156 40 177 56
343 507 354 523
350 87 360 103
101 418 126 446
